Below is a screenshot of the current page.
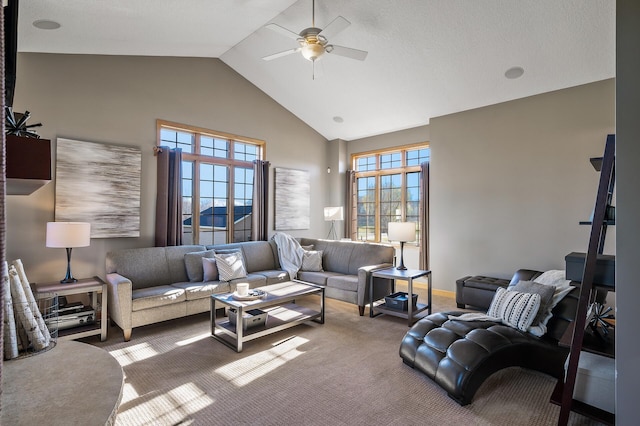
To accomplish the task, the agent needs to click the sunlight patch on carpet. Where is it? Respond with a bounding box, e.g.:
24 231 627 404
175 332 210 346
109 342 159 367
215 336 308 387
120 382 140 405
118 382 213 425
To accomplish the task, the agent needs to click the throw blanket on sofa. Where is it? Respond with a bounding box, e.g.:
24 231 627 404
272 233 304 279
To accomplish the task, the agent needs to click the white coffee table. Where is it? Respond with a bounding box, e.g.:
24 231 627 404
211 280 324 352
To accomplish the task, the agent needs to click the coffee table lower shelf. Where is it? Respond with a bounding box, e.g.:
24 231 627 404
212 303 323 352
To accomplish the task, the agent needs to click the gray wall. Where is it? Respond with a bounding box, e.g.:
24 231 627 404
7 53 328 283
615 0 639 421
345 81 615 289
429 79 615 291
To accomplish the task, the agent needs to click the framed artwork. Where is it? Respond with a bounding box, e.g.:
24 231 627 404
55 138 141 238
274 167 310 230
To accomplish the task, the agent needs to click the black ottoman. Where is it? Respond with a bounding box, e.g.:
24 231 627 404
455 275 510 309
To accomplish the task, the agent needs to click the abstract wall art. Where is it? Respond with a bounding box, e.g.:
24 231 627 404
55 138 141 238
274 167 310 230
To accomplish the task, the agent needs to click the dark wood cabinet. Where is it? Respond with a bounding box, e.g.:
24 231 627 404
5 135 51 195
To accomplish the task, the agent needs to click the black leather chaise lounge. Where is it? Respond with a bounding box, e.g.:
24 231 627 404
399 269 578 405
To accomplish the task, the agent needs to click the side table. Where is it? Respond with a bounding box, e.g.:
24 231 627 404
31 276 108 341
370 268 432 326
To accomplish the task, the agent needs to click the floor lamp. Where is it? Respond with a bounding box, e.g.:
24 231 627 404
324 206 344 240
46 222 91 283
388 222 416 270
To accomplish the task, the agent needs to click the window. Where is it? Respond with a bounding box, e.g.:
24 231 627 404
352 145 429 243
158 120 264 245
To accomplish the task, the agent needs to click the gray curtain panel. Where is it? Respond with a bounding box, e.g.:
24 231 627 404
251 159 270 241
419 161 430 270
345 170 356 240
155 147 183 247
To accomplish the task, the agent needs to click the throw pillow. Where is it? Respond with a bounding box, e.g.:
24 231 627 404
533 269 571 287
214 249 247 270
527 282 574 337
184 250 216 282
301 250 323 272
202 257 219 282
301 245 314 251
522 270 573 337
487 287 541 332
509 280 555 326
214 252 248 282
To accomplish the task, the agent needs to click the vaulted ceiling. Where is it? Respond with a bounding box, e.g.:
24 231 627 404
18 0 615 141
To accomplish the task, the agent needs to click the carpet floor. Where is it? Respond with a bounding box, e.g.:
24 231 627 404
88 288 600 426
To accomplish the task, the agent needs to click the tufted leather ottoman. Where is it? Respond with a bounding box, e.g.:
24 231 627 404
455 275 510 309
455 269 545 309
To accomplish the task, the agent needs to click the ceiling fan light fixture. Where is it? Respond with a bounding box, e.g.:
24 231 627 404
301 43 325 61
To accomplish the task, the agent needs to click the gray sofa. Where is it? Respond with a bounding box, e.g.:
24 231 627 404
105 238 394 340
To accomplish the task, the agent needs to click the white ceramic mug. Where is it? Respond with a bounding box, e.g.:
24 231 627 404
236 283 249 296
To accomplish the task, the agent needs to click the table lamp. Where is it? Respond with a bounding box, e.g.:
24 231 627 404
387 222 416 270
324 206 344 240
46 222 91 283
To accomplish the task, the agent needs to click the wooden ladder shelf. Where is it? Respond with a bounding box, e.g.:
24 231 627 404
556 134 616 425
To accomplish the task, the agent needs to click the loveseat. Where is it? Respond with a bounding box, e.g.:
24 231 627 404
106 238 394 340
399 269 579 405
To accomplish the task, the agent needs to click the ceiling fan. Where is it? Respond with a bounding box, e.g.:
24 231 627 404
262 0 368 77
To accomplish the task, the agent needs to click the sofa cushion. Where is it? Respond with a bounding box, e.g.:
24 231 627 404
184 250 216 282
171 281 228 301
326 274 358 292
237 241 279 273
165 245 209 284
215 252 248 281
253 270 290 284
132 285 186 311
106 247 173 289
297 270 343 286
301 250 323 271
347 243 396 275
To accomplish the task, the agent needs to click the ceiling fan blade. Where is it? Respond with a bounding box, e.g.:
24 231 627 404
265 23 301 41
325 44 368 61
262 48 301 61
319 16 350 40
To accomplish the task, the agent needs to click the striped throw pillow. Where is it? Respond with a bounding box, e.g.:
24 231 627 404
214 252 247 282
487 287 541 332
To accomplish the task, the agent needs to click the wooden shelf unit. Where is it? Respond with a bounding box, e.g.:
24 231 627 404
555 134 616 425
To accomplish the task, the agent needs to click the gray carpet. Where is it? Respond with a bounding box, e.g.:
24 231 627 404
89 290 600 426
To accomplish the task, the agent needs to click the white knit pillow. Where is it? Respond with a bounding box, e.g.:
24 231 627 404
301 250 323 272
487 287 541 332
214 252 247 282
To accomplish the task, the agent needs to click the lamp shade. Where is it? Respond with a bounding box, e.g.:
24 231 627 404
388 222 416 243
324 206 344 221
46 222 91 248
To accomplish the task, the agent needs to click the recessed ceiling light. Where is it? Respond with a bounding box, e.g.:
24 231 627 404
505 66 524 79
333 116 344 123
33 20 61 30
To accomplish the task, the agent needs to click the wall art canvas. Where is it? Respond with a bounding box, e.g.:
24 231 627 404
275 167 310 230
55 138 141 238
